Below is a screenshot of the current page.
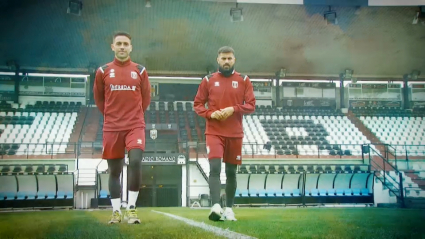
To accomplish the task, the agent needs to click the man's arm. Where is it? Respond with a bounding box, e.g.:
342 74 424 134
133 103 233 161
93 68 105 114
233 76 256 114
140 68 151 112
194 78 214 119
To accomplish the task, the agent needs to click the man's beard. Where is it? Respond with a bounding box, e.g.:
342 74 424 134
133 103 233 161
116 52 129 61
218 65 234 77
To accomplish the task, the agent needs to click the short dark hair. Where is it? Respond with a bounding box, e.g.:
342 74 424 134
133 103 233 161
113 31 132 42
218 46 235 56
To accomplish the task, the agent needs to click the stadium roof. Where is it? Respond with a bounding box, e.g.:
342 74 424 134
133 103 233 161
0 0 424 79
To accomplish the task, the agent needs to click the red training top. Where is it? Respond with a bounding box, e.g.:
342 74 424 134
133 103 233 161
93 58 151 132
194 71 256 138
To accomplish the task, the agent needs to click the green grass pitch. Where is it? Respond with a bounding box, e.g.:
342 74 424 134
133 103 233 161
0 207 424 239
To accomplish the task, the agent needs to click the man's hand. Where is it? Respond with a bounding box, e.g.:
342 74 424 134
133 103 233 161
219 107 234 121
211 110 225 120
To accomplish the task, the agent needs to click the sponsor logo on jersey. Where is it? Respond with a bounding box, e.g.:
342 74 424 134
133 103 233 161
232 81 238 88
131 71 137 79
110 84 136 91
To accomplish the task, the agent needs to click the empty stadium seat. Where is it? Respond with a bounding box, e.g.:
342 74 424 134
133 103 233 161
0 101 80 156
243 107 370 156
355 109 424 156
97 173 110 199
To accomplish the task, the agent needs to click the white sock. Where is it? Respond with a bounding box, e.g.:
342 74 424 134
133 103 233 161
127 191 139 209
111 198 121 212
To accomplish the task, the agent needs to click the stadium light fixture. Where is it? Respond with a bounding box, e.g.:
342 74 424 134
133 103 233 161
411 70 421 80
324 6 338 25
145 0 151 8
277 68 286 78
6 60 18 71
230 3 243 22
67 0 82 16
344 69 353 79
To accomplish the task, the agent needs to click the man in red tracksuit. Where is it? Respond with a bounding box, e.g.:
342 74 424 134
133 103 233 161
93 32 151 224
194 46 256 221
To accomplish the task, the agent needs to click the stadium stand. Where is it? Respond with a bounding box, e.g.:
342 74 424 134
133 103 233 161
1 98 423 209
352 108 425 157
0 100 81 158
245 106 373 157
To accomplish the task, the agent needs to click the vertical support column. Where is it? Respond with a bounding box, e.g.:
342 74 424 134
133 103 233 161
13 65 20 104
274 77 280 108
340 79 345 109
402 76 409 109
186 143 190 207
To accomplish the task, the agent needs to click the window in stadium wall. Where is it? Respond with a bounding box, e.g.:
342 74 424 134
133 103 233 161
411 88 425 101
19 75 87 97
295 87 304 97
0 75 15 100
0 76 14 90
349 88 362 99
323 88 336 98
387 88 401 100
158 83 199 101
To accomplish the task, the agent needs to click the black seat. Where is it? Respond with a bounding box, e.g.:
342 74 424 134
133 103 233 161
287 166 295 173
47 165 56 173
268 165 276 174
315 166 324 173
344 165 352 173
249 165 257 174
239 165 248 174
334 165 343 173
277 165 286 174
258 165 266 174
36 165 45 174
297 165 305 173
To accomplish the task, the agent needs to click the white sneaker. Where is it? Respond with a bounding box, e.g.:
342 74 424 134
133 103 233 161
208 203 223 221
223 207 237 221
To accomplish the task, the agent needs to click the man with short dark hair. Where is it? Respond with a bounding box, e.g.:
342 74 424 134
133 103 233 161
93 31 151 224
194 46 256 221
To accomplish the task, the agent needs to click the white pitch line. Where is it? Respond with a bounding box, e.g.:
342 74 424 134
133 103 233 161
151 210 257 239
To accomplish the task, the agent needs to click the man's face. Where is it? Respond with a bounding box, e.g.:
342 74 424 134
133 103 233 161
111 35 132 60
217 52 235 70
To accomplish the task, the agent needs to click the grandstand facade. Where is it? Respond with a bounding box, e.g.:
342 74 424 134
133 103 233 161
0 73 424 210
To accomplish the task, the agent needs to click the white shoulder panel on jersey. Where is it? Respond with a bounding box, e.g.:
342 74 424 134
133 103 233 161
205 76 210 82
99 67 104 74
243 75 248 81
139 67 146 75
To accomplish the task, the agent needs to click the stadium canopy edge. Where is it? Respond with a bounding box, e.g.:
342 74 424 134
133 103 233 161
205 0 425 6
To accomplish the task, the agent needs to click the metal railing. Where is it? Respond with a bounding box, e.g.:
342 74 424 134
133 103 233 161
1 141 423 162
0 142 79 159
383 143 425 171
404 186 425 198
367 146 404 206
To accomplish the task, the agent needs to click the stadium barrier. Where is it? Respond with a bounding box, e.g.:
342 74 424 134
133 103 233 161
1 141 423 160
